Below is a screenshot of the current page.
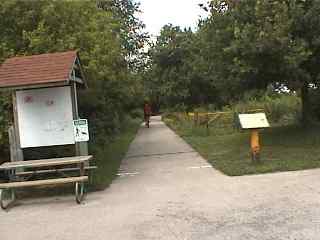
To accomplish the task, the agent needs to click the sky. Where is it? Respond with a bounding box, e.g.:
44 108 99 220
137 0 208 38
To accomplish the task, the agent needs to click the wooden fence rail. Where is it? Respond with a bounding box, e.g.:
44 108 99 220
166 109 265 134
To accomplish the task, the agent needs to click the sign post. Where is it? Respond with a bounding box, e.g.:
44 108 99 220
73 119 89 160
238 113 270 162
250 129 260 162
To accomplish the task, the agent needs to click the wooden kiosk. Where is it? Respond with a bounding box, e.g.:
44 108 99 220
0 51 93 209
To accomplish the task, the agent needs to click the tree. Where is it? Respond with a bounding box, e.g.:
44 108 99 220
0 0 147 151
97 0 149 70
146 24 221 110
289 0 320 124
145 0 320 125
198 0 320 124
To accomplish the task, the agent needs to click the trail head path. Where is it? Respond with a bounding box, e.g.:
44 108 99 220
1 116 320 239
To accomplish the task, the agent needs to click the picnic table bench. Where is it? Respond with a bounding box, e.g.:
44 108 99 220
0 155 93 210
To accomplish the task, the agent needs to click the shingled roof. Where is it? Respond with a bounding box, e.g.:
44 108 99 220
0 51 86 89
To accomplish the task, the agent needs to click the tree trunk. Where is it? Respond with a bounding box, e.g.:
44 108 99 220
301 82 311 126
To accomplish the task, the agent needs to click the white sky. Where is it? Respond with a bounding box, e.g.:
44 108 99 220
137 0 208 37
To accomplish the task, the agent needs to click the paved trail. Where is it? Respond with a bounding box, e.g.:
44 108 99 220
1 116 320 239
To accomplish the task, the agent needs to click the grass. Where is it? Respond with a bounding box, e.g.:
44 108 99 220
164 117 320 176
89 118 141 190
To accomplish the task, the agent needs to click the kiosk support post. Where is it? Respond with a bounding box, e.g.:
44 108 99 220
11 92 24 162
71 82 88 157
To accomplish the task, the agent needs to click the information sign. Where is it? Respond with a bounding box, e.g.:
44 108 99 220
238 113 270 129
73 119 89 142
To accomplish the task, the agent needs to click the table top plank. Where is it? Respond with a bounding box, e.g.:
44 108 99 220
0 155 93 170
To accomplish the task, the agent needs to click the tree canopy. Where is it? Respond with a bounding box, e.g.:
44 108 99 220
0 0 148 155
145 0 320 123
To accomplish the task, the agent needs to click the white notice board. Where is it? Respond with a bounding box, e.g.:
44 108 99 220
238 113 270 129
16 86 75 148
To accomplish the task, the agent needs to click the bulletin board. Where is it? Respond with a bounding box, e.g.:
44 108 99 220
16 86 75 148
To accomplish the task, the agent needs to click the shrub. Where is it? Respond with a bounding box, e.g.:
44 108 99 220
130 108 143 119
164 92 302 139
232 93 301 125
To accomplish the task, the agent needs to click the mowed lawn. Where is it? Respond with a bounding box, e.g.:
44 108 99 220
165 118 320 176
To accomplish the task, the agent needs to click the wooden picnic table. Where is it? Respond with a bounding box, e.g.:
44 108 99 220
0 155 93 210
0 155 93 170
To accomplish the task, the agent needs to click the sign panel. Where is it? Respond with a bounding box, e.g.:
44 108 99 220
16 86 75 148
73 119 89 142
238 113 270 129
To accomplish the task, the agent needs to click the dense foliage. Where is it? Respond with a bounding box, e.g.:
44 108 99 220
0 0 147 158
146 0 320 124
1 0 320 160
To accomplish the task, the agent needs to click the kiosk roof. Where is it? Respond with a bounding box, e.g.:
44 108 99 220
0 51 84 89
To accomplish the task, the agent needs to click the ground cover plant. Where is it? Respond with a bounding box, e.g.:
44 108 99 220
163 94 320 176
90 117 141 190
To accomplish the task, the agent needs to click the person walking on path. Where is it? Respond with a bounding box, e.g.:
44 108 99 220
143 101 152 128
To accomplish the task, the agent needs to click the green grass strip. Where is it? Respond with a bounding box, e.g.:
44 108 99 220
165 117 320 176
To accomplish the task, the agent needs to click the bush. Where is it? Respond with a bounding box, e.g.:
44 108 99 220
164 92 302 139
130 108 143 119
232 93 301 125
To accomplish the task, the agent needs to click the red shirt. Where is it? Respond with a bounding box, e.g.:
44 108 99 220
144 104 151 115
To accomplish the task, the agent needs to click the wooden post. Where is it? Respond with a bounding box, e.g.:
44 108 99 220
79 162 85 176
194 112 199 127
8 126 23 162
250 129 260 162
71 82 89 157
206 112 210 135
11 92 24 162
10 92 24 179
78 142 88 156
